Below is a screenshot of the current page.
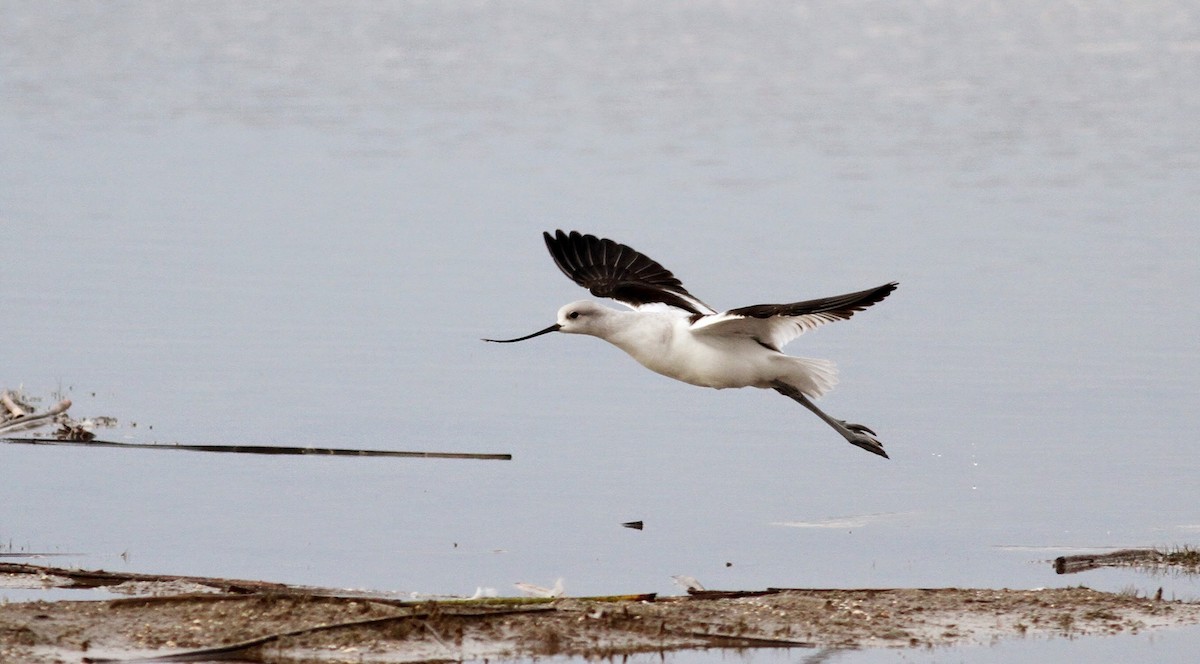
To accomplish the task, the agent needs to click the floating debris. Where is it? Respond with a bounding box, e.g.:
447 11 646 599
0 392 74 435
0 387 121 441
1 388 510 460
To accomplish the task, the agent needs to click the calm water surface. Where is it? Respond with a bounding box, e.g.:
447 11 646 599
2 2 1198 660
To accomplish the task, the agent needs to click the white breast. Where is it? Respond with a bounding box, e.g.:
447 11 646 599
604 314 777 389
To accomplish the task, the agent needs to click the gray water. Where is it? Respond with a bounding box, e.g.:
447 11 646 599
2 1 1199 660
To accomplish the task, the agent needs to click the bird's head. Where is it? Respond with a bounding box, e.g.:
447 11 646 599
483 300 614 343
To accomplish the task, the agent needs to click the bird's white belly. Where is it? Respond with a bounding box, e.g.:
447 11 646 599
629 335 777 389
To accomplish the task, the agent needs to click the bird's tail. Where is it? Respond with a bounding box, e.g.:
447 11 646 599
776 356 838 399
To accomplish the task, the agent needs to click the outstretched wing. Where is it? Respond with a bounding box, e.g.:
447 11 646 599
543 230 717 315
690 282 898 351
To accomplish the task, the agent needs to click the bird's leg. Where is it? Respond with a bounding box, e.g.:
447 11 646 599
771 381 888 459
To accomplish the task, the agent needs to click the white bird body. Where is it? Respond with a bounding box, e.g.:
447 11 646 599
556 300 837 396
486 230 897 459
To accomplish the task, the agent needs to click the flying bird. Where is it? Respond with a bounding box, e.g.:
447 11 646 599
485 230 897 458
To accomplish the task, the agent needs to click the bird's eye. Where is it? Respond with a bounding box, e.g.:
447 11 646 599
568 311 580 320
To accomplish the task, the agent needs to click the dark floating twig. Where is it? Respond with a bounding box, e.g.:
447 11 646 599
0 436 511 460
622 520 644 530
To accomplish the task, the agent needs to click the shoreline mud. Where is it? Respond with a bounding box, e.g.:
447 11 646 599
3 563 1199 663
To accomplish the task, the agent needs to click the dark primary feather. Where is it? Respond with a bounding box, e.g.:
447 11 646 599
543 230 714 315
726 282 898 321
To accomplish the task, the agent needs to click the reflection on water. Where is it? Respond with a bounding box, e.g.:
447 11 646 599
599 623 1200 664
2 2 1199 659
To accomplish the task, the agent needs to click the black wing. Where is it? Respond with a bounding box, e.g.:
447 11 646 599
726 282 898 320
542 230 716 315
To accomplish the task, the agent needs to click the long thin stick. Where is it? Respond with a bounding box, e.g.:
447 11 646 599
0 437 511 460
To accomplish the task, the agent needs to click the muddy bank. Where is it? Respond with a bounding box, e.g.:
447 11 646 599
3 582 1198 663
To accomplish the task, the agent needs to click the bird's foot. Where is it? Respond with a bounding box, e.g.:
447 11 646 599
840 421 887 459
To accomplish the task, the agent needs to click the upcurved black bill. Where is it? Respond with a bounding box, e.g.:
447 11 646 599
483 323 562 343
